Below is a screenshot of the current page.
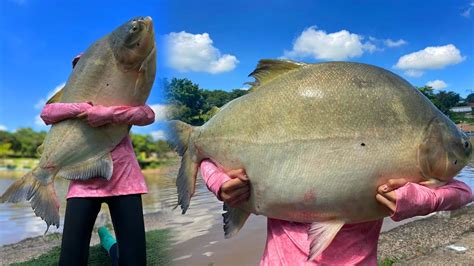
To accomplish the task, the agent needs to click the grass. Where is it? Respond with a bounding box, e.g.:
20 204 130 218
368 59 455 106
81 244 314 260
378 258 397 266
11 229 171 266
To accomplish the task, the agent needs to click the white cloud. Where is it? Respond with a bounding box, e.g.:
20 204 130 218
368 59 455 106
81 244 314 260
426 80 448 90
150 130 166 140
461 2 474 17
149 104 168 121
283 26 377 60
384 39 407 48
35 82 66 109
164 31 238 74
394 44 465 77
0 125 7 131
404 70 424 78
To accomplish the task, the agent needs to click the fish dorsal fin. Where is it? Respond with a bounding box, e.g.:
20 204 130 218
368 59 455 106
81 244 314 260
58 153 113 181
46 88 65 104
247 59 306 90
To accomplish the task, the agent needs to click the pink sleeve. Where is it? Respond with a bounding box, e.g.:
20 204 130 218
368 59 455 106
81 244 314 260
40 102 92 125
391 180 473 221
200 159 231 200
86 105 155 127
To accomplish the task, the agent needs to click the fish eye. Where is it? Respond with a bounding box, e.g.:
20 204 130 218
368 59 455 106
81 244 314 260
465 141 470 149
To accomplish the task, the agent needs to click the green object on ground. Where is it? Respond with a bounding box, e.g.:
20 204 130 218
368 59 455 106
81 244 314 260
11 229 171 266
98 226 116 252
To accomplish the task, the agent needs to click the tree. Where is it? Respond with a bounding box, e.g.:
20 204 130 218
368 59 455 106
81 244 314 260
0 143 13 158
12 128 46 158
417 86 460 116
466 93 474 103
165 78 206 125
165 78 249 126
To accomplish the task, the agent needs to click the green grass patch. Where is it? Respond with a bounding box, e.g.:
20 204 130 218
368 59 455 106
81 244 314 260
12 229 171 266
378 257 399 266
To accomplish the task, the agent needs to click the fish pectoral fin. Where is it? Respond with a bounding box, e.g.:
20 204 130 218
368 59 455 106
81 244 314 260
46 87 64 104
307 220 345 261
223 203 251 239
248 59 307 91
58 153 113 181
419 178 447 188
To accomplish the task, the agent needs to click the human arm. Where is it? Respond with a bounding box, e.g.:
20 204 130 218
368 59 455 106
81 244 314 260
40 102 92 125
200 159 250 207
376 178 473 221
82 105 155 127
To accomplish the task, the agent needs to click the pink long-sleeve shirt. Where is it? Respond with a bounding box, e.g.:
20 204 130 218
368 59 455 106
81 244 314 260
40 102 155 199
200 159 473 265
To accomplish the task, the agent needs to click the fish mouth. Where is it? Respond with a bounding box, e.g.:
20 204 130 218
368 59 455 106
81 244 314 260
140 16 153 33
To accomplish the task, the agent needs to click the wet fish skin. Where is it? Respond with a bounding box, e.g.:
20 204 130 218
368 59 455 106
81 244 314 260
168 60 472 259
0 17 156 230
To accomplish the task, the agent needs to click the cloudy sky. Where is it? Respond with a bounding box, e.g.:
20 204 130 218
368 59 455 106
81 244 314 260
0 0 473 134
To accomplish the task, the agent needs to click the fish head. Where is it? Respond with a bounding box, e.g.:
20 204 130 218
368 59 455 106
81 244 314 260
110 16 156 70
418 116 472 182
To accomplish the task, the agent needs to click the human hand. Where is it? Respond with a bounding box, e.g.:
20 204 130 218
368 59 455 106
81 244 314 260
375 178 409 213
219 169 250 208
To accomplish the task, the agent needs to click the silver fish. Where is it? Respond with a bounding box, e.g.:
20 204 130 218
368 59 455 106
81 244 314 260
167 60 472 259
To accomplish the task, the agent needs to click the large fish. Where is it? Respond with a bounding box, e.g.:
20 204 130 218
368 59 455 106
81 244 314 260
167 60 472 259
1 17 156 230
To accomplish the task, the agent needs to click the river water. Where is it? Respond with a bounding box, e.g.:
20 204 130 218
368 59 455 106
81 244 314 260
0 158 473 262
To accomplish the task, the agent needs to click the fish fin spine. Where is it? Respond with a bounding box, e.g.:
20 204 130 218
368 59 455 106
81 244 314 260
0 169 60 229
307 220 345 261
248 59 307 91
223 204 251 238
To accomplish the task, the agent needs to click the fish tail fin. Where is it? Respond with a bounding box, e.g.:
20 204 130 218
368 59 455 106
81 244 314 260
0 168 60 230
166 120 199 214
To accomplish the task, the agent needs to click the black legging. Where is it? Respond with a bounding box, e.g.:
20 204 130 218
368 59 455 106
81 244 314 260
58 194 146 266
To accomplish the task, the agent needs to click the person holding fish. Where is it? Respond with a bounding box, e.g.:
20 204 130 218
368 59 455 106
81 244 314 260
4 17 158 266
201 160 472 265
37 50 155 266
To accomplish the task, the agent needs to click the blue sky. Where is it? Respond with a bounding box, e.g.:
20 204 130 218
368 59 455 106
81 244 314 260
1 0 473 135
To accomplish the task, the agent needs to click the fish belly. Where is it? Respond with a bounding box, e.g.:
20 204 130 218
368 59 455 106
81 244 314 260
198 136 421 224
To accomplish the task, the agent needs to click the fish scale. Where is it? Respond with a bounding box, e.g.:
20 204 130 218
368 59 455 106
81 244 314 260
168 59 472 259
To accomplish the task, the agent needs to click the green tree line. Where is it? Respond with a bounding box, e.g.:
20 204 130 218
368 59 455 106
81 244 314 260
418 86 474 124
0 129 172 165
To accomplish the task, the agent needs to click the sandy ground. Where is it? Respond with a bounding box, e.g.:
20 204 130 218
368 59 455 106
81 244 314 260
2 205 472 265
378 205 474 265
